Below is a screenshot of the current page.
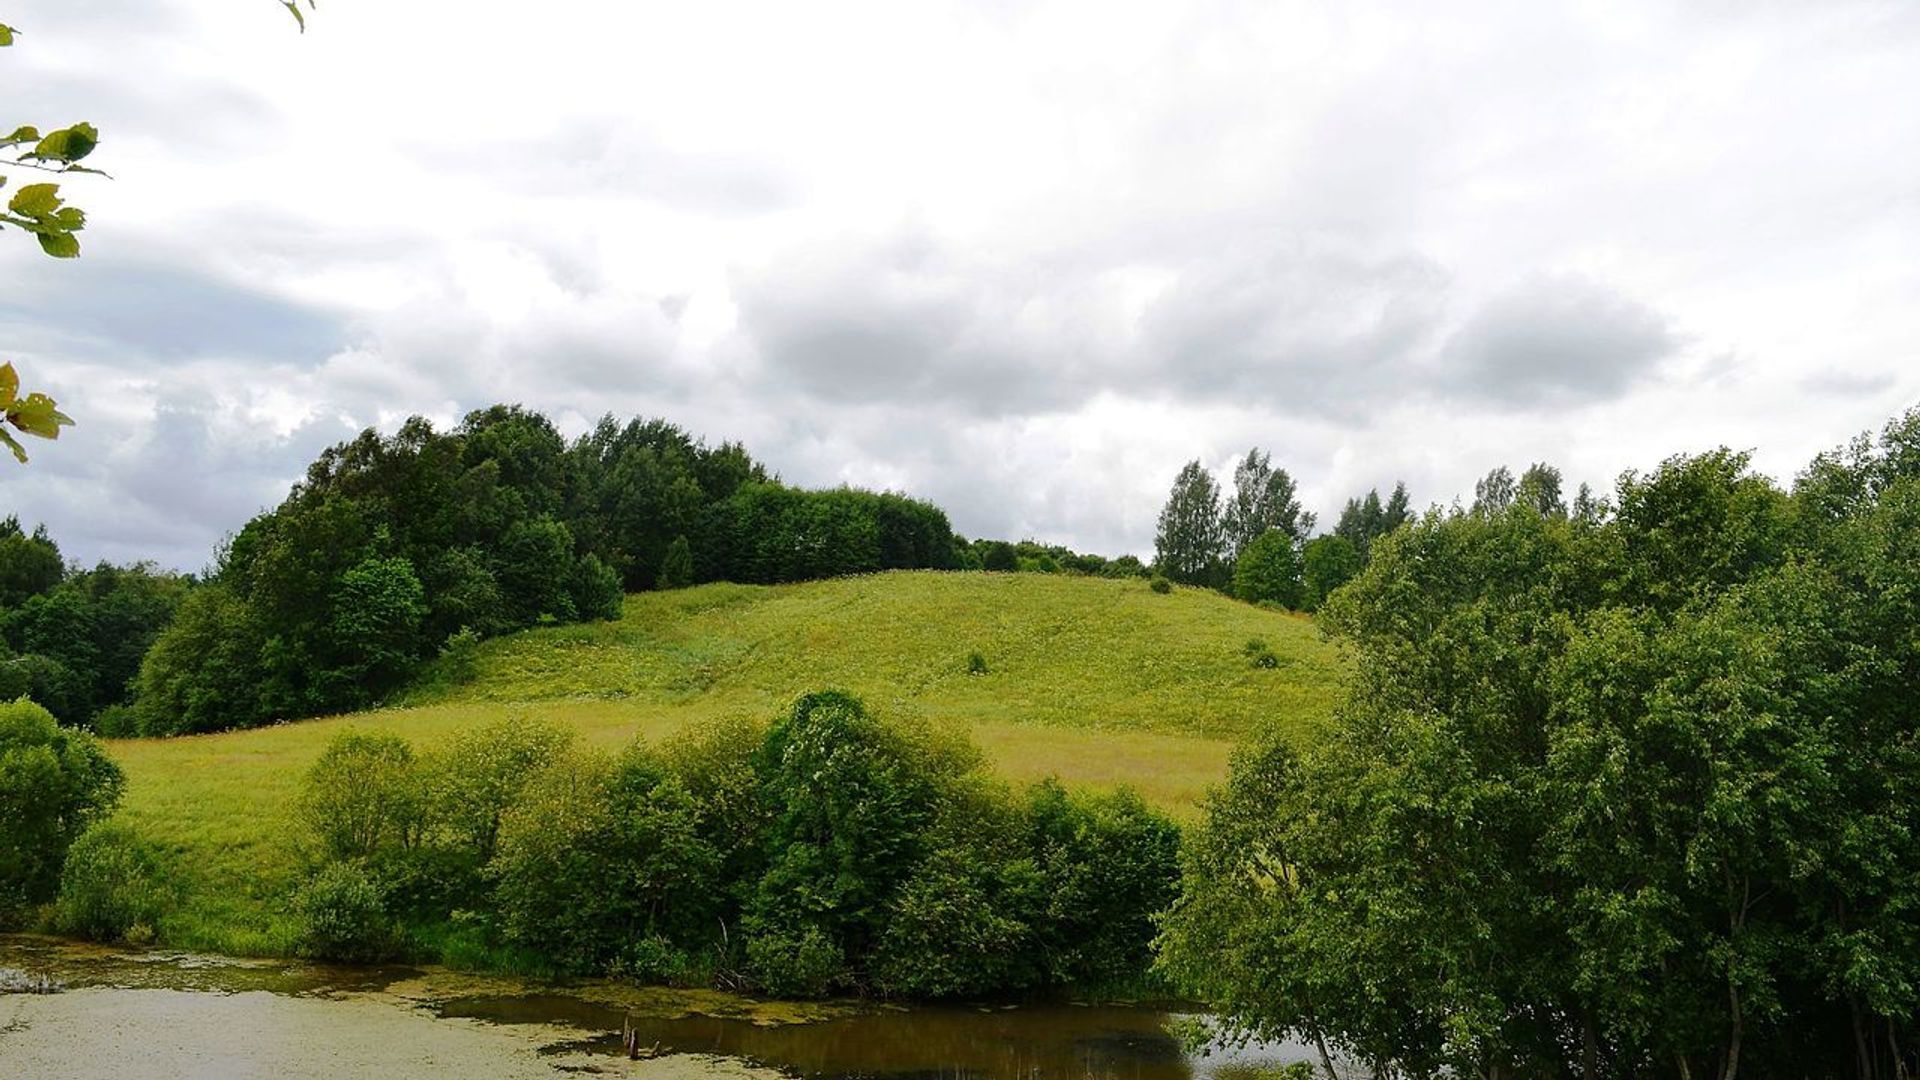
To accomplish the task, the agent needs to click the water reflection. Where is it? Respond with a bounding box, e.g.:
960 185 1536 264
440 995 1312 1080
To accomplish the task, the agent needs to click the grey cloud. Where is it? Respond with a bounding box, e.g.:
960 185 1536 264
1438 276 1681 407
733 227 1453 421
730 230 1106 417
1137 241 1451 417
1798 368 1897 398
0 259 347 364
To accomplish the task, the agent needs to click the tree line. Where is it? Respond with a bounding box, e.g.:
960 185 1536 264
1152 451 1605 612
1 406 958 737
1159 405 1920 1079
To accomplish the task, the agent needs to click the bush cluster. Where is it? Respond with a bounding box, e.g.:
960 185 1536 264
0 698 124 922
291 694 1179 998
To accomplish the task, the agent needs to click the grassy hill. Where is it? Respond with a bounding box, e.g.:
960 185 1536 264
105 571 1348 954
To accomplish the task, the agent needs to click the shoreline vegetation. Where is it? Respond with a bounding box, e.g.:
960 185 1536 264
6 572 1345 1004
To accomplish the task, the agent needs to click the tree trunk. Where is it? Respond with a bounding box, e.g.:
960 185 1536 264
1675 1053 1693 1080
1582 1013 1600 1079
1312 1030 1338 1080
1854 998 1875 1080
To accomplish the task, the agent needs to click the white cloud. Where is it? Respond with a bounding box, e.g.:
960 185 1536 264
4 0 1918 567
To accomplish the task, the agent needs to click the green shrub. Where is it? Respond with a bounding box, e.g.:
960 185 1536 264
743 922 843 998
965 650 988 676
490 748 720 974
1241 638 1279 669
53 821 167 942
0 698 124 921
300 730 427 862
656 535 694 590
1024 780 1181 988
660 716 771 904
875 787 1044 999
427 713 573 867
295 861 396 963
1149 576 1173 594
91 703 139 738
1232 529 1304 609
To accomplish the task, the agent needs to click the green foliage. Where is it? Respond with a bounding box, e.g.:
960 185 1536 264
1241 637 1278 669
295 861 397 963
656 535 694 590
697 483 954 585
966 650 988 675
1331 481 1411 560
0 559 190 727
328 555 427 693
979 540 1019 572
488 748 719 973
0 514 62 604
53 821 166 942
427 713 573 868
1224 449 1313 558
300 730 425 862
1023 781 1180 989
1232 529 1303 609
1298 534 1361 612
132 583 263 735
1149 575 1172 594
132 407 952 735
1163 420 1920 1077
743 922 844 999
1155 460 1228 587
0 698 123 920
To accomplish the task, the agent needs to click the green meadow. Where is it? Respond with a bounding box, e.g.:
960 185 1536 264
105 570 1347 954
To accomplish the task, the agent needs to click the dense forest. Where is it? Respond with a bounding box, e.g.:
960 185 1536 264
1161 407 1920 1078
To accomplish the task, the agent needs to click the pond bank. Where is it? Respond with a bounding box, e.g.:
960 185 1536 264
0 935 1315 1080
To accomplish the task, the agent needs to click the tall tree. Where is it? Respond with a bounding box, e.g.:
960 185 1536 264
1154 460 1227 587
1472 465 1516 515
1516 462 1566 518
1224 449 1313 559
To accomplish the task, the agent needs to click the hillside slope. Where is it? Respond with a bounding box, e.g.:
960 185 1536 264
107 571 1348 953
403 570 1346 739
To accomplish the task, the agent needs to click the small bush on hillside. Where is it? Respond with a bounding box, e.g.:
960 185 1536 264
301 730 427 862
435 627 485 686
0 698 124 921
1242 638 1279 669
1149 576 1173 594
53 821 167 942
296 861 397 963
980 541 1019 573
656 535 695 590
966 650 988 676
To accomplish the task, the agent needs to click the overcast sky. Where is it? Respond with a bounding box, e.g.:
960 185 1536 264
4 0 1918 571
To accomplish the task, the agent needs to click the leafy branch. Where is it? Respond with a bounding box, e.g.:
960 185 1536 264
0 3 310 462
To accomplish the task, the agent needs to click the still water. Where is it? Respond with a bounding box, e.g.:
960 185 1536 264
0 936 1316 1080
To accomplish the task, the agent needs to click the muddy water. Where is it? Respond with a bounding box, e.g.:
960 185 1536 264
0 936 1317 1080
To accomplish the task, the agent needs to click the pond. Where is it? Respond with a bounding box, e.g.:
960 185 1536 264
0 936 1319 1080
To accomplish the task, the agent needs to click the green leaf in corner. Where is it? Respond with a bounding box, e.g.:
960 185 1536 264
283 1 307 31
0 363 18 411
27 123 99 164
0 427 27 464
36 230 79 258
0 24 16 48
8 182 62 218
8 393 73 439
2 125 41 148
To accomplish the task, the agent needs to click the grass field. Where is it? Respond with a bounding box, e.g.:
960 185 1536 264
105 571 1349 954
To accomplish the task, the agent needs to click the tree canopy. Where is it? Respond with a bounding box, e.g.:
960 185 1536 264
1160 405 1920 1079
